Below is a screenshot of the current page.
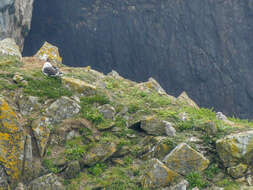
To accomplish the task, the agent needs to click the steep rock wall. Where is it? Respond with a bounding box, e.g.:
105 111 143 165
0 0 34 49
23 0 253 118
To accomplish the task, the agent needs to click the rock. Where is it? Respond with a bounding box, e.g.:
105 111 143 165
35 42 62 64
0 97 25 181
62 161 80 179
0 165 10 190
107 70 122 79
203 121 218 136
163 143 209 175
46 96 80 124
216 112 227 121
18 96 41 116
141 158 181 188
28 173 65 190
192 188 199 190
176 92 199 109
62 77 96 96
82 142 117 166
0 0 34 49
31 117 51 157
227 163 248 179
0 38 22 58
163 121 176 136
66 130 81 141
15 183 26 190
98 104 116 120
143 77 167 95
55 118 100 143
169 179 189 190
216 131 253 167
141 116 176 136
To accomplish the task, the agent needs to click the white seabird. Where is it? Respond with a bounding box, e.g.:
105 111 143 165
42 62 62 77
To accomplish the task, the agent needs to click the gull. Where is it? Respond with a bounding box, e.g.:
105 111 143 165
42 62 62 77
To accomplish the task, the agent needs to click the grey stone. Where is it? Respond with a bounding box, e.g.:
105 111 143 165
46 96 80 124
98 104 116 120
28 173 65 190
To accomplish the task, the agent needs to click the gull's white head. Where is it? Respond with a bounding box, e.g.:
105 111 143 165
43 62 52 68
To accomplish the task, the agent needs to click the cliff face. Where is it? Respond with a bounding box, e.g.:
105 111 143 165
0 0 34 49
23 0 253 118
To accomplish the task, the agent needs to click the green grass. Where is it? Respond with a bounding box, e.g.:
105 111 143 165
87 163 108 176
80 94 110 105
24 72 72 99
42 158 60 174
186 172 209 189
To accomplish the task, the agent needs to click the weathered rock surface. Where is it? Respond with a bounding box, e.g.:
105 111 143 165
163 143 209 175
27 173 65 190
0 0 34 49
141 116 176 136
46 96 80 124
141 158 181 188
216 131 253 167
0 97 25 182
0 38 22 58
82 142 117 166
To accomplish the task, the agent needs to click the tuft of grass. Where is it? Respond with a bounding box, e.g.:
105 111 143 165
87 163 107 176
24 72 72 99
204 164 220 179
186 172 209 189
42 159 60 174
80 94 110 105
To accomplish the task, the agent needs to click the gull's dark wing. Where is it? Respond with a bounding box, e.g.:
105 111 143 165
43 67 57 76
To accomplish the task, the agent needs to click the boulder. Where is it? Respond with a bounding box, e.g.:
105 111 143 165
227 163 248 179
176 92 199 109
168 179 189 190
62 77 96 96
98 104 116 120
18 96 41 116
28 173 65 190
163 143 209 175
141 116 176 136
0 97 25 181
46 96 80 124
141 158 181 188
62 161 80 179
31 117 51 157
216 131 253 167
82 142 117 166
35 42 62 64
0 38 22 59
144 77 167 95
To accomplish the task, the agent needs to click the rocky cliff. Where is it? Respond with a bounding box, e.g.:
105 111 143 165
23 0 253 119
0 0 34 49
2 38 253 190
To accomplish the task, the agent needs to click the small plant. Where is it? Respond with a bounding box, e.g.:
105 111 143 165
204 164 220 179
80 94 110 105
128 103 140 114
42 159 59 173
186 172 208 189
87 163 107 176
65 144 86 161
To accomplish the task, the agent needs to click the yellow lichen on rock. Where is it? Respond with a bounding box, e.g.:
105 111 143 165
62 77 96 95
35 41 62 64
0 98 24 182
176 91 199 109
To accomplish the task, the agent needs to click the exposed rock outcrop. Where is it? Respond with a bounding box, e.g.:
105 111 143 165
0 0 34 49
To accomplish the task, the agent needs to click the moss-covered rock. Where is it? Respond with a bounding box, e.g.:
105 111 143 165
81 142 117 166
141 116 176 136
62 77 96 96
35 42 62 64
0 97 25 182
46 96 80 124
176 92 199 109
141 158 181 188
163 143 209 175
0 38 21 59
31 117 51 157
227 163 248 179
27 173 65 190
216 131 253 167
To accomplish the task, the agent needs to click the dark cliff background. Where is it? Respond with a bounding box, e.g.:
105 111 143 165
23 0 253 119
